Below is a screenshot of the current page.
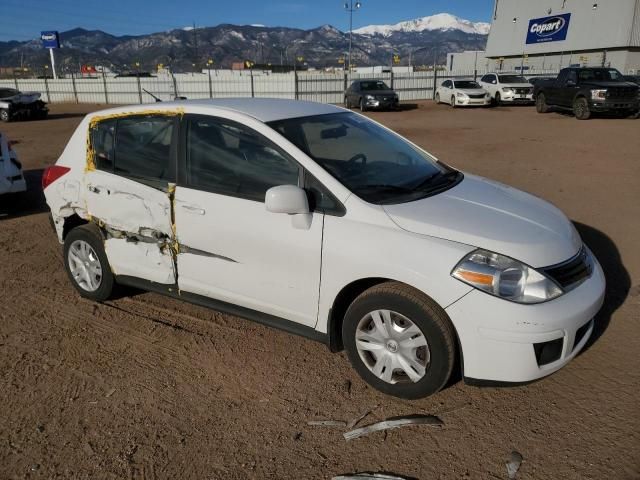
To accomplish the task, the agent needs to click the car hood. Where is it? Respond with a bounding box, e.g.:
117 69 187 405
501 83 533 88
364 90 397 96
383 174 581 268
581 81 638 89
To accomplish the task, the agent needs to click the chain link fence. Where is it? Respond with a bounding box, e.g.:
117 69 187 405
0 69 561 105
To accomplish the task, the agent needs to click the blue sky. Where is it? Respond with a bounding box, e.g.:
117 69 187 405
2 0 495 41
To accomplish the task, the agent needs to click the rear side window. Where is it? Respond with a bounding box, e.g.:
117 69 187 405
91 119 116 171
184 116 300 202
114 116 175 181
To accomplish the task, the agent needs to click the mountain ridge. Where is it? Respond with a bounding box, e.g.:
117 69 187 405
0 14 489 72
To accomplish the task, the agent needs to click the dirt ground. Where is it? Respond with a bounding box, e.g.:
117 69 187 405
1 101 639 480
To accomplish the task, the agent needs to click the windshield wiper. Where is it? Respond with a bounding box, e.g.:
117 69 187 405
412 170 459 192
353 184 413 193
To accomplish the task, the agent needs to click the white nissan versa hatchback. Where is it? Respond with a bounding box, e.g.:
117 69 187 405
44 99 605 399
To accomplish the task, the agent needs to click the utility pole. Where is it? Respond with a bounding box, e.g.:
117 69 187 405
344 1 362 72
192 21 199 71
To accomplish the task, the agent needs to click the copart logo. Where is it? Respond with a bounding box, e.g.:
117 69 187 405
525 13 570 44
41 33 57 41
530 17 565 37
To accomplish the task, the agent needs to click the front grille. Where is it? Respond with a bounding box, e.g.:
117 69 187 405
607 87 637 99
515 88 532 95
542 247 592 290
375 95 395 102
468 93 486 99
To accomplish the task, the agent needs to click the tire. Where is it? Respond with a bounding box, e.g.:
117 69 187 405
0 109 10 122
359 97 366 112
494 92 501 106
63 223 114 302
344 97 350 109
435 93 440 104
573 97 591 120
536 93 550 113
450 96 456 108
342 281 456 399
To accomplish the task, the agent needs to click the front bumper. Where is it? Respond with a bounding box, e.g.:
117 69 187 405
589 99 639 112
446 249 605 383
364 98 399 110
500 92 534 104
455 96 491 107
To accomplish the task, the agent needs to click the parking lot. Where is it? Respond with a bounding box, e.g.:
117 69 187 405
1 101 639 479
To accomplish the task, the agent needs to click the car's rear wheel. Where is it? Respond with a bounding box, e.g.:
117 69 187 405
64 224 114 301
0 109 10 122
573 97 591 120
536 93 550 113
342 282 456 399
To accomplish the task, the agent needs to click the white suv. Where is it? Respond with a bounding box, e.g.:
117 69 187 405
479 73 535 105
44 99 604 399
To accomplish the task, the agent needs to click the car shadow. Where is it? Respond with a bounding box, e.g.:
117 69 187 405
573 221 630 352
396 103 419 111
0 168 49 219
46 112 88 120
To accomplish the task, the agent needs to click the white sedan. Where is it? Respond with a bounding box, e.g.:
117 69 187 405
0 131 26 195
435 80 491 107
43 99 604 399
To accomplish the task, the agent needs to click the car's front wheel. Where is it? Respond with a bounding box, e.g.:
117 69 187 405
344 97 350 109
451 96 457 108
0 109 10 122
64 223 114 301
536 93 550 113
573 97 591 120
359 98 366 112
435 92 440 104
494 92 502 106
342 282 456 399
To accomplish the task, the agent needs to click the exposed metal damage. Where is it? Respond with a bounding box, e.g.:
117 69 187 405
49 108 193 290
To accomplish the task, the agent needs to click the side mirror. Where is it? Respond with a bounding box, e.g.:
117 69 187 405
265 185 309 215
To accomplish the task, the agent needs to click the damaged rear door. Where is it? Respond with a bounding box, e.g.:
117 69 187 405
85 113 179 285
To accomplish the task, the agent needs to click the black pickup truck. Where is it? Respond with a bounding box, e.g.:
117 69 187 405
533 67 639 119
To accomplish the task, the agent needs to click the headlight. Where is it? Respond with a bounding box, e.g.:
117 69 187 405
502 87 514 93
485 92 491 98
591 89 607 100
451 249 563 304
365 94 375 100
456 92 467 98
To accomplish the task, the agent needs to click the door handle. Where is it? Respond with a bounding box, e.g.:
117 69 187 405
181 204 205 215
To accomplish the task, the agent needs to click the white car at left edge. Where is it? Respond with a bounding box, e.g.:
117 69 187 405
0 131 26 195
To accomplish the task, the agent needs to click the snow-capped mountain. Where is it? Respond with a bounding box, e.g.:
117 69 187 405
354 13 490 37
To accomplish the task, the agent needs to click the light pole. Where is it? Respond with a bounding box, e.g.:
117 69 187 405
344 0 362 72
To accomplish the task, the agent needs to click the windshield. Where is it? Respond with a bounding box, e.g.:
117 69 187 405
268 112 460 205
578 69 624 82
454 81 480 89
498 75 527 83
359 81 391 91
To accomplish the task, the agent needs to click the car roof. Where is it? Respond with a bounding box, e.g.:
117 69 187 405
88 98 344 123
